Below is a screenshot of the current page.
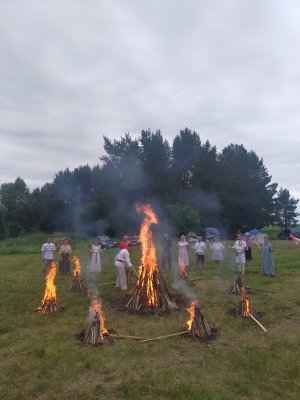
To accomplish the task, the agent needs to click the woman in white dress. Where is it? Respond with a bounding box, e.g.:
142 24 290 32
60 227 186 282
209 236 225 270
178 234 189 270
90 239 103 272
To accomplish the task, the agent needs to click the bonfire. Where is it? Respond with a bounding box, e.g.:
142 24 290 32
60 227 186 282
77 298 109 345
36 262 64 313
185 300 213 339
232 286 267 332
69 256 84 292
126 204 177 312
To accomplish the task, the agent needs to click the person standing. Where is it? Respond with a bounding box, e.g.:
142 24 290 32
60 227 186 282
209 236 225 270
161 233 172 269
232 235 248 275
90 239 103 273
115 247 133 290
59 239 72 274
178 234 189 270
119 235 129 250
257 236 275 276
41 237 56 274
245 232 253 261
193 236 206 267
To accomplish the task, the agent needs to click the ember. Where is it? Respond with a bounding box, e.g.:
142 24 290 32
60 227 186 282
69 256 84 292
78 298 109 345
186 300 213 339
36 262 64 314
126 204 177 312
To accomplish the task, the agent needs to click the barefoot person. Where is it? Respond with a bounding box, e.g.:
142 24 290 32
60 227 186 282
178 234 189 271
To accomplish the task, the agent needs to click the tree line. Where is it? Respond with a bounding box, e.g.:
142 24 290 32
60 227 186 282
0 128 298 239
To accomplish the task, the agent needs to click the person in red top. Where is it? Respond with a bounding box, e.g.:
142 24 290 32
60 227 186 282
118 235 129 250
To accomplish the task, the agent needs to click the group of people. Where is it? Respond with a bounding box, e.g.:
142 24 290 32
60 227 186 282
41 237 72 275
41 229 277 290
159 231 276 277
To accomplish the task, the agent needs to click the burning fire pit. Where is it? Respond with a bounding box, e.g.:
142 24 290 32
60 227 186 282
69 256 84 292
77 298 111 346
231 286 267 332
126 204 177 313
185 300 214 339
36 262 64 314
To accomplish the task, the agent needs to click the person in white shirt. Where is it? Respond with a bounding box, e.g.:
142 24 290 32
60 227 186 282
115 248 133 290
209 236 225 270
193 236 206 267
232 235 248 275
41 237 56 274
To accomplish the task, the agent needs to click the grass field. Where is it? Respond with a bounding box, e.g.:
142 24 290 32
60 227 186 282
0 236 300 400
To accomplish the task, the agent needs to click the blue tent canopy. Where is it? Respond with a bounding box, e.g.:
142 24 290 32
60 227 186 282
250 229 265 235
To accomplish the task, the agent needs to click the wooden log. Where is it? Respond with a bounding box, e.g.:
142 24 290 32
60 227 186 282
140 331 188 343
249 313 267 333
247 287 277 294
109 334 147 340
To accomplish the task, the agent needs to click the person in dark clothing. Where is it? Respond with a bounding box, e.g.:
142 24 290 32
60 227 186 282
161 233 172 269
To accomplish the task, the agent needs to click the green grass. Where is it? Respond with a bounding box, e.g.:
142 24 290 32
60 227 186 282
0 237 299 399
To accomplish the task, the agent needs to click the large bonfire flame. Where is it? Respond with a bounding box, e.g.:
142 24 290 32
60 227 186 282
186 300 212 338
126 204 177 312
36 262 64 313
78 297 109 345
69 256 84 292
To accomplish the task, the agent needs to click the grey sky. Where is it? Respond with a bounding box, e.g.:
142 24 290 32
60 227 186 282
1 0 300 202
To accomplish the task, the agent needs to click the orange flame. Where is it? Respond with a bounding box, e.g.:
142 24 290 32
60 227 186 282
136 204 159 308
72 256 81 277
186 300 196 331
91 298 108 335
241 286 251 317
40 262 57 307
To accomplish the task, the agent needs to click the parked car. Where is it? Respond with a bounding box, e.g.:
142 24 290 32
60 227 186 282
97 235 118 249
124 234 140 246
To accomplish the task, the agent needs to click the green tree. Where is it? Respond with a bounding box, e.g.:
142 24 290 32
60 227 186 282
274 188 299 229
166 203 202 235
0 202 8 239
0 178 31 236
217 144 277 230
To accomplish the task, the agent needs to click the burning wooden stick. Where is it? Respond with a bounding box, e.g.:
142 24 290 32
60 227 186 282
126 205 177 312
249 313 267 332
36 262 64 314
69 256 84 292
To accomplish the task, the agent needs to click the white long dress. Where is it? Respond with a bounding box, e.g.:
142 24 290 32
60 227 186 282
178 241 189 267
90 244 101 272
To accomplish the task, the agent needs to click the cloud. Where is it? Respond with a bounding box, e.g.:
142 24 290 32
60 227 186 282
0 0 300 204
